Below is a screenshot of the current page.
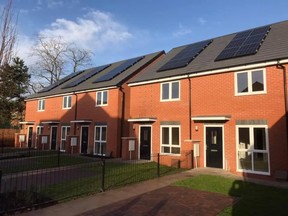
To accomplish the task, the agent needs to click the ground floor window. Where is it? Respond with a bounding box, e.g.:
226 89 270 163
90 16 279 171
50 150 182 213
236 125 269 174
35 126 43 147
94 125 107 155
61 126 70 151
160 125 180 154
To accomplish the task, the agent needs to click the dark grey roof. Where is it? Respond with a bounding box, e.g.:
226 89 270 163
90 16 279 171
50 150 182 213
27 51 164 99
129 20 288 84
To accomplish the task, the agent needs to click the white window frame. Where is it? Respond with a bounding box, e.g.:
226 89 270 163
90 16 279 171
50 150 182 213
38 99 45 111
61 126 70 151
160 125 181 155
160 81 180 101
94 125 107 155
96 91 108 106
62 95 72 109
235 68 266 96
236 125 270 175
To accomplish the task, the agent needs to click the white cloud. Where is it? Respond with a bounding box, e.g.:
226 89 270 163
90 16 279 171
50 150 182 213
39 10 133 51
172 24 192 37
15 34 37 66
198 17 207 25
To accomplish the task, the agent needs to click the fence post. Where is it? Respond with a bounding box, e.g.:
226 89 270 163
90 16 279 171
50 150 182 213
58 147 61 167
157 153 160 177
0 170 2 192
101 157 106 192
191 150 194 169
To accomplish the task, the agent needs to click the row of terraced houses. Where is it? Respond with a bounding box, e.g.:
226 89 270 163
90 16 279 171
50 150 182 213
17 20 288 180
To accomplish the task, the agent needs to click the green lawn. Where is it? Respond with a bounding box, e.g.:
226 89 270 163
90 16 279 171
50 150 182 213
174 175 288 216
0 154 96 174
40 162 184 201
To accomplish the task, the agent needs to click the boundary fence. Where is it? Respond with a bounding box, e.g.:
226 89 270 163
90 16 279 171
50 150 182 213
0 148 188 214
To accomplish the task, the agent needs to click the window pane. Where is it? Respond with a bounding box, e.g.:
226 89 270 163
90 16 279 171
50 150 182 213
102 143 106 155
171 147 180 154
95 127 100 140
42 100 45 109
96 92 102 105
254 128 266 150
162 83 169 100
253 152 269 172
67 127 70 136
171 82 179 99
172 127 179 145
63 97 67 108
95 142 100 154
101 127 107 141
238 151 252 170
162 127 169 144
61 127 66 139
238 128 250 149
237 72 248 93
162 146 170 153
252 70 264 92
67 96 72 107
103 91 108 104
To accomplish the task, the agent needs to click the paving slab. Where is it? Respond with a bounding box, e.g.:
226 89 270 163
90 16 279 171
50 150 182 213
79 186 237 216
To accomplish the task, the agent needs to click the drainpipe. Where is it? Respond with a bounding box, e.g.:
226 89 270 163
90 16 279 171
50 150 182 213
73 92 78 135
119 86 125 157
188 76 192 140
276 62 288 151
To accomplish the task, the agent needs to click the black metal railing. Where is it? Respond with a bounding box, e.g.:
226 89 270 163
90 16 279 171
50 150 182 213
0 148 190 214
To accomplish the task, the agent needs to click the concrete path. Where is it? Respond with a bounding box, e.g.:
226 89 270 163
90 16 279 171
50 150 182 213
20 168 288 216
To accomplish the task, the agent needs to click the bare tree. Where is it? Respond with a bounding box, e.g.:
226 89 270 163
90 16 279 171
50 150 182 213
0 0 17 67
30 36 94 91
31 36 68 85
66 44 93 73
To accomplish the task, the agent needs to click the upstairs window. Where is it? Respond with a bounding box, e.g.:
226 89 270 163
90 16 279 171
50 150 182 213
161 81 180 101
63 95 72 109
96 91 108 106
38 99 45 111
235 69 266 95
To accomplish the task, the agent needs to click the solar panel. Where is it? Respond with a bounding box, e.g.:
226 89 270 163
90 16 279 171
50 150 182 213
215 25 270 61
38 70 85 93
157 39 213 72
62 64 111 88
93 56 144 83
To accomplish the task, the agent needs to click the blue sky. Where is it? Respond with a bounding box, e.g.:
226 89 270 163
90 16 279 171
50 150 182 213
5 0 288 67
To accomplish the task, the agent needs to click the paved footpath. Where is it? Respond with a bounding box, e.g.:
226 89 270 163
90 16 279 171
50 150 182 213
19 168 288 216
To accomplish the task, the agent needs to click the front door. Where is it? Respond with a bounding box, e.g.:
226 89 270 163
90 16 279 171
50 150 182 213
81 126 89 154
140 126 151 160
50 126 57 150
206 126 223 168
27 126 33 148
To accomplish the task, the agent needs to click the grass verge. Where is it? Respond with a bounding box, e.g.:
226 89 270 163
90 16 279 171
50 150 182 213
173 175 288 216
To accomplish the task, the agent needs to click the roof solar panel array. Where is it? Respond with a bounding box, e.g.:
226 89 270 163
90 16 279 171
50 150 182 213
93 56 144 83
62 64 111 89
157 39 213 72
38 70 85 93
215 25 270 61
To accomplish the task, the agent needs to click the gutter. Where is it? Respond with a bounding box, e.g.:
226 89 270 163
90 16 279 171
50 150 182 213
188 77 192 140
119 86 125 157
276 62 288 153
73 92 78 135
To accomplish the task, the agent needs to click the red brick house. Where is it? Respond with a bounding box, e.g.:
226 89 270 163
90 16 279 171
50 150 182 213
17 51 164 157
127 21 288 180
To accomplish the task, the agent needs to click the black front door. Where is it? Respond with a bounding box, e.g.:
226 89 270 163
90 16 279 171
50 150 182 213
140 126 151 160
81 127 89 154
27 127 33 148
51 127 57 150
206 127 223 168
